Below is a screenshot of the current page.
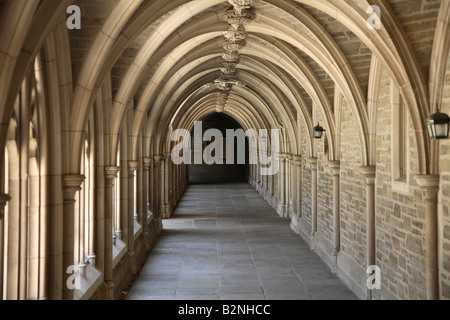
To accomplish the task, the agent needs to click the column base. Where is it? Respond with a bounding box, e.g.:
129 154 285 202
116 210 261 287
366 288 373 300
290 215 300 234
105 280 115 300
161 205 170 219
276 202 286 217
143 231 151 251
88 254 96 267
156 218 163 235
332 250 339 274
128 250 137 275
310 231 317 251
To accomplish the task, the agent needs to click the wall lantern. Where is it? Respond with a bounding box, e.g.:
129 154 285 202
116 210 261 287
313 123 326 139
426 106 450 140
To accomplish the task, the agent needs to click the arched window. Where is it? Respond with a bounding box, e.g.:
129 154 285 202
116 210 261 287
391 79 409 193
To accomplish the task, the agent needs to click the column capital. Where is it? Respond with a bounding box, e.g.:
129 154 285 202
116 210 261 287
328 160 341 175
359 165 376 176
104 166 120 180
153 155 163 163
287 154 293 161
277 153 286 161
0 194 11 220
307 157 318 168
360 166 376 184
293 155 302 166
0 194 11 206
143 157 152 168
128 160 139 172
415 175 440 200
62 175 85 202
163 153 171 159
415 174 440 190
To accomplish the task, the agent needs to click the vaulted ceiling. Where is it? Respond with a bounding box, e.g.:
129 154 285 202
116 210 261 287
0 0 447 173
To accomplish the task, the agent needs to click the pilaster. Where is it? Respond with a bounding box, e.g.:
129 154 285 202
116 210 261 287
104 166 119 300
127 161 139 275
415 174 440 300
360 165 376 300
62 175 85 300
329 161 341 271
308 157 318 250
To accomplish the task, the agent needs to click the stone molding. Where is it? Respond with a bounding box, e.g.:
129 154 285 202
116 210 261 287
292 155 302 166
415 174 440 191
328 160 341 175
128 160 139 172
104 166 120 180
62 175 85 203
143 157 152 168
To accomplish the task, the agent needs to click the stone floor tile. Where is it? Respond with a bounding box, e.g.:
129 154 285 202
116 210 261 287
127 183 357 301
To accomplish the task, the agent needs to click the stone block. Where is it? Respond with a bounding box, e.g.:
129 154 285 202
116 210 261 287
406 235 423 255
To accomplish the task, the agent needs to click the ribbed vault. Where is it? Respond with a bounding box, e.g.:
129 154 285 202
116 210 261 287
2 0 450 301
1 0 443 174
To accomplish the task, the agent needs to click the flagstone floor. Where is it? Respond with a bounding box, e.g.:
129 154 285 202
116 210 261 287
125 183 357 300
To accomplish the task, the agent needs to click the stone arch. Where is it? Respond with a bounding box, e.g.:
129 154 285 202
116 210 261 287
428 1 450 174
293 0 430 173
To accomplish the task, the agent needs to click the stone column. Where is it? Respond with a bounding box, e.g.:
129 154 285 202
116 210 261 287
143 158 151 249
264 168 269 199
293 155 303 218
0 194 11 300
277 154 286 217
173 162 177 203
164 155 170 217
250 145 255 186
416 174 440 300
153 155 162 222
128 161 139 275
329 161 341 270
149 156 156 216
173 161 177 205
360 165 376 299
288 154 294 217
104 166 119 300
143 157 152 214
253 149 258 188
269 169 274 205
62 175 84 300
308 157 318 249
256 151 261 192
160 155 168 219
287 154 293 217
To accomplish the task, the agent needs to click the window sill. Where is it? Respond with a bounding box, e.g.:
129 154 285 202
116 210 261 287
147 211 153 225
134 219 142 239
113 237 127 269
73 263 103 300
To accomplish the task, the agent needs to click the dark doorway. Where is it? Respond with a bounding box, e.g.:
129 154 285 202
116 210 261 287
187 113 249 184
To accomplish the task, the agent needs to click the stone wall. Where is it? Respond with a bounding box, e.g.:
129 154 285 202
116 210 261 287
315 112 334 266
439 53 450 299
289 64 450 300
373 68 427 300
299 124 312 241
336 97 367 296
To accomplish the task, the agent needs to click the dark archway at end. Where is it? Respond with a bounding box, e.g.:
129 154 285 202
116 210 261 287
187 113 249 184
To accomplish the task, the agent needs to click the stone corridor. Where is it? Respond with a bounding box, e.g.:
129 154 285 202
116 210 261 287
3 0 450 301
125 184 356 300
